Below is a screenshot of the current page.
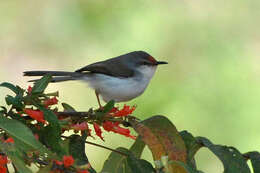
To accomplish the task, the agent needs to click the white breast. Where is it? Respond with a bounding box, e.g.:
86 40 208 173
82 65 157 102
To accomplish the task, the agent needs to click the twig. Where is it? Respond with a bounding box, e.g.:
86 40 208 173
61 135 128 157
84 140 129 156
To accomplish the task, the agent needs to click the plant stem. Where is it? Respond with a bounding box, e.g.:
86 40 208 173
61 135 128 156
85 140 129 156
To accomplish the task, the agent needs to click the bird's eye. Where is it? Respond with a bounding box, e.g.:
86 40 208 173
141 61 150 65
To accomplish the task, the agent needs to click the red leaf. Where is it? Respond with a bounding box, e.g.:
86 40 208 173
130 116 187 162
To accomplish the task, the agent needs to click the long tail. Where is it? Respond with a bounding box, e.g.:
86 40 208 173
23 71 84 83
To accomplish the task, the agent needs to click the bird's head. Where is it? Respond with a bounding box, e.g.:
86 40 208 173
131 51 168 67
126 51 168 78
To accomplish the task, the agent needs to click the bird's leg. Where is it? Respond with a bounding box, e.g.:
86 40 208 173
95 90 103 109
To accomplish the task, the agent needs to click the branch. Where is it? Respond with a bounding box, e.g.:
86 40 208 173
56 111 96 118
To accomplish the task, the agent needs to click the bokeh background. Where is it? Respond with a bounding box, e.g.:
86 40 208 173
0 0 260 172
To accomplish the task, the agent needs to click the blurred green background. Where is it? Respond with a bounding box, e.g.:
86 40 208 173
0 0 260 172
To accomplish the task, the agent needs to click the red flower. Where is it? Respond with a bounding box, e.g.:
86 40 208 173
0 167 6 173
102 121 136 140
93 123 104 141
4 137 14 144
113 126 130 136
63 155 74 168
112 125 136 140
109 107 119 113
110 105 136 117
102 121 114 132
0 155 8 165
43 97 58 107
34 134 39 140
27 85 32 94
23 109 46 124
0 155 8 173
54 160 63 166
77 170 89 173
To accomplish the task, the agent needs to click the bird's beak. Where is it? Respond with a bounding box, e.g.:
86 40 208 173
156 61 168 65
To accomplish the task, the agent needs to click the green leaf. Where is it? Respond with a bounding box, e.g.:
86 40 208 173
243 151 260 173
102 100 115 113
170 161 204 173
0 116 48 154
95 100 115 120
0 106 7 114
127 154 155 173
69 135 89 166
180 131 202 169
37 105 59 125
5 95 24 110
101 147 131 173
197 137 250 173
102 147 154 173
62 102 76 111
31 74 52 94
0 82 21 94
6 149 33 173
129 136 146 158
37 165 52 173
40 125 63 155
36 106 63 155
60 137 70 155
88 168 97 173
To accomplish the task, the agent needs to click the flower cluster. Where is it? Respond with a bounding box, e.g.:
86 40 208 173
68 104 136 140
89 105 137 140
21 88 59 124
109 105 136 117
52 155 74 172
0 78 139 173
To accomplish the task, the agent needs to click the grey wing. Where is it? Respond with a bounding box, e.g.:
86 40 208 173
75 59 134 78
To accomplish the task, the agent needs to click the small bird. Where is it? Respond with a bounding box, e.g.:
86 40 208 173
24 51 168 107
